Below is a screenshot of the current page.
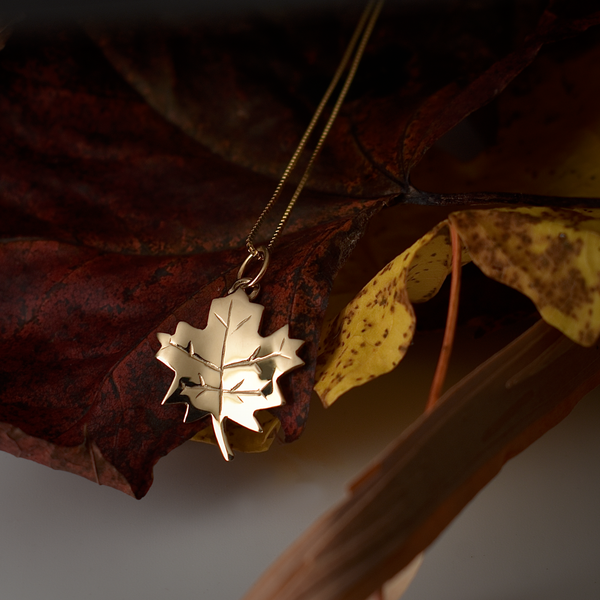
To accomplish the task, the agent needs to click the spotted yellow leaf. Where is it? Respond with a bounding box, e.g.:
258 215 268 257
450 206 600 346
315 221 465 407
191 411 280 454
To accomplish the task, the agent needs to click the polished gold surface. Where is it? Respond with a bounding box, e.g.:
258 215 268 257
156 289 304 460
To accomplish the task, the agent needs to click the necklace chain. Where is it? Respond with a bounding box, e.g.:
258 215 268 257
157 1 385 459
245 0 385 258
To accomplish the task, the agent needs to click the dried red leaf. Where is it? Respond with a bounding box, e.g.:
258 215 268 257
0 28 382 497
2 2 600 498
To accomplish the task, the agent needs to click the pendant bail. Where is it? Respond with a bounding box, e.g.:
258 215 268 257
228 246 270 300
238 246 270 287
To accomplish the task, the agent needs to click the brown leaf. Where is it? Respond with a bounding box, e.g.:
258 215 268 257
0 27 383 497
244 320 600 600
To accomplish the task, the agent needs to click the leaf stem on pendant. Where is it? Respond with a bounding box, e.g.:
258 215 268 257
225 350 290 370
212 415 233 461
425 223 462 411
172 342 220 372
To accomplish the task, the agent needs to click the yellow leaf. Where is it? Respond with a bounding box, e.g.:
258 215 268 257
315 221 462 407
191 411 280 453
450 207 600 346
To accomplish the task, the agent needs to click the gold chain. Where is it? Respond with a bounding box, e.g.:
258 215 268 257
245 0 385 258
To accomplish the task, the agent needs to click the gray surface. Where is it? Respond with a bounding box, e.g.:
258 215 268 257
1 326 598 599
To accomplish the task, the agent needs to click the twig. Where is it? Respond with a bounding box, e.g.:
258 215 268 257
426 224 462 411
402 187 600 208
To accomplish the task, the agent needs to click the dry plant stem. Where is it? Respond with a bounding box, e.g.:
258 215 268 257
426 224 462 411
403 188 600 208
244 319 600 600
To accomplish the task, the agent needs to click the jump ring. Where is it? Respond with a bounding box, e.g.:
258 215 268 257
227 277 252 295
237 246 270 289
227 277 260 301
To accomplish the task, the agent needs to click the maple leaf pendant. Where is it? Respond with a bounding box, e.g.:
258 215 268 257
156 288 304 460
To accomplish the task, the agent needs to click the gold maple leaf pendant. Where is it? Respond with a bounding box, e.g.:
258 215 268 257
156 288 304 461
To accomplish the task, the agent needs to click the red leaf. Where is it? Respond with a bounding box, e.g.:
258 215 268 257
2 3 600 498
0 28 382 497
